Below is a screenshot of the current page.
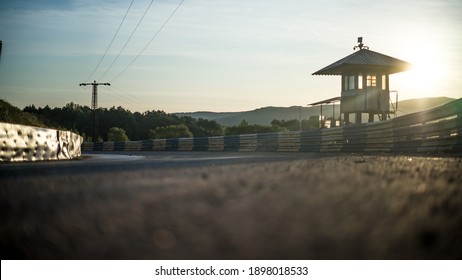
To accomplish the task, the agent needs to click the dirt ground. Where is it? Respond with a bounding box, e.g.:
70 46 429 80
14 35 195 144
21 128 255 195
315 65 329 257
1 153 462 259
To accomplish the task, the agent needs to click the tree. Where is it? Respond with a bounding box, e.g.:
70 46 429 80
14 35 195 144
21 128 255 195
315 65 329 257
306 115 321 129
196 118 224 136
107 127 129 142
225 119 286 135
1 100 45 127
149 124 193 139
271 119 300 131
179 116 224 137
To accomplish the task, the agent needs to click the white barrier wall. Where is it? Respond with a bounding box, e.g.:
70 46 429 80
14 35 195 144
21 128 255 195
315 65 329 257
0 122 83 162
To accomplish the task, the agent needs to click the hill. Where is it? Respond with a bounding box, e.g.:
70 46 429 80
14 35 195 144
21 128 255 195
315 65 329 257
395 97 455 116
0 99 45 127
176 97 456 126
176 106 319 126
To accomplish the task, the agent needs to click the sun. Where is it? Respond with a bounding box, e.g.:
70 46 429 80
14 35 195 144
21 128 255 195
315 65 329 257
394 41 447 99
408 45 445 89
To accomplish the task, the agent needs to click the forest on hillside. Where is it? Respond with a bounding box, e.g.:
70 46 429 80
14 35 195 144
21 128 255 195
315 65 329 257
2 97 454 141
22 102 225 141
1 100 320 141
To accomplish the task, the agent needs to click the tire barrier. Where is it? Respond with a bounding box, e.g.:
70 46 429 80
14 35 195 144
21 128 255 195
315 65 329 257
1 122 83 162
82 98 462 154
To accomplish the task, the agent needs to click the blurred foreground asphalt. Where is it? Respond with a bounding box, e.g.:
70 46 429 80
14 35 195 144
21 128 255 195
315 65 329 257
1 152 461 259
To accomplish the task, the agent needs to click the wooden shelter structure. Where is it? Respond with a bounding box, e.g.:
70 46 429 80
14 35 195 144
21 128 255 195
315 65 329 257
308 96 341 128
312 38 411 124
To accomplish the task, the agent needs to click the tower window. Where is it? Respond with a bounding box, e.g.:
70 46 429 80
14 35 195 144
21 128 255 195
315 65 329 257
382 75 387 90
348 76 355 90
367 75 376 87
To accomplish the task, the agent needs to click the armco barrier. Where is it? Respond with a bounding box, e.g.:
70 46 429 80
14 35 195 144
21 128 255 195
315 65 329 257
208 136 224 151
257 133 279 152
1 122 83 162
82 98 462 154
224 135 239 152
193 137 208 151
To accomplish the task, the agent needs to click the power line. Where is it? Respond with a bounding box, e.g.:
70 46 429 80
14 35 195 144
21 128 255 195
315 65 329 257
110 0 185 83
99 0 155 81
104 85 151 112
83 0 135 83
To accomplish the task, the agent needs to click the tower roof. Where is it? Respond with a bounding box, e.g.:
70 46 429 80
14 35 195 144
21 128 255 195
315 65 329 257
312 48 411 76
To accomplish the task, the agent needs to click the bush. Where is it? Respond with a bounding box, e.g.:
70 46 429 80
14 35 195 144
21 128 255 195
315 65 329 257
149 124 193 139
107 127 129 141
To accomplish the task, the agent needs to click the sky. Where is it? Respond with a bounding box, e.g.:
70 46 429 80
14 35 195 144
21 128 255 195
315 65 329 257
0 0 461 113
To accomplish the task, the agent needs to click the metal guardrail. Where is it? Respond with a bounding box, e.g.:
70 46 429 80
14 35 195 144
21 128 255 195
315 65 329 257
82 98 462 153
0 122 83 162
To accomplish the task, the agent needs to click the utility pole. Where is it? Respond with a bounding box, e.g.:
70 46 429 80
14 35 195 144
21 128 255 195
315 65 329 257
79 81 110 142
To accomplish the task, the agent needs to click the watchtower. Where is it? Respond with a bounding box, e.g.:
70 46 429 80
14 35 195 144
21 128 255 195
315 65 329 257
312 38 411 124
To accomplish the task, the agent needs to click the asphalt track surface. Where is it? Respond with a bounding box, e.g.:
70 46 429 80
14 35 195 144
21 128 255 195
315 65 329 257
1 151 462 259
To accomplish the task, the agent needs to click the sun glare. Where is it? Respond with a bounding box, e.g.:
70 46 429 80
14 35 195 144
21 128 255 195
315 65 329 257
396 41 447 99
